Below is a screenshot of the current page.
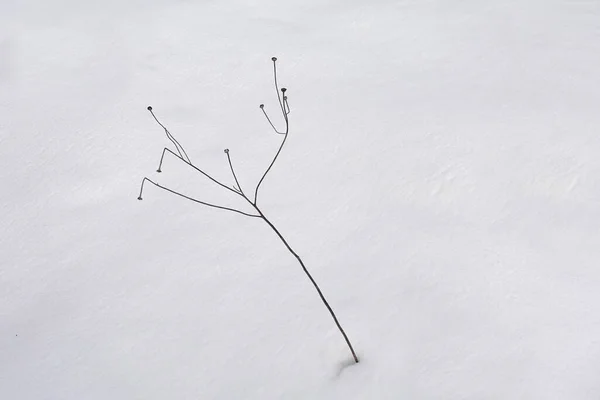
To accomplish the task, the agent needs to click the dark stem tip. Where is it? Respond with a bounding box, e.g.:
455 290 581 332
156 169 162 173
281 87 287 93
224 148 229 154
147 106 153 111
137 196 143 200
271 57 277 62
259 104 264 108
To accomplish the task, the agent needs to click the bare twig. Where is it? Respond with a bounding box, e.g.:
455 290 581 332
260 104 285 134
254 59 290 205
253 206 359 363
147 106 191 164
272 57 286 116
155 147 240 196
224 149 244 195
138 177 260 218
138 57 359 364
253 123 288 205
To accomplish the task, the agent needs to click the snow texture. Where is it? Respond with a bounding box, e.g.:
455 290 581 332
2 0 600 398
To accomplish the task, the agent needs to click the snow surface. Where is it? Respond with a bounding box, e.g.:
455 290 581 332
2 0 600 398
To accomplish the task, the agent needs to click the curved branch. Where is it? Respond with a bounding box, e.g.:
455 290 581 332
157 147 241 197
137 178 260 218
283 96 290 115
224 149 244 195
254 58 290 205
260 104 285 134
253 125 288 205
148 106 192 164
271 57 285 116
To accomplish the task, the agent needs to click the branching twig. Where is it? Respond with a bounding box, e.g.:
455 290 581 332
156 147 240 196
137 57 359 364
253 104 288 205
138 178 260 218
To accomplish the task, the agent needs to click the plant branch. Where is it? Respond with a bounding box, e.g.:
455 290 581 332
224 149 244 195
260 104 285 134
254 128 288 205
138 177 260 218
147 106 191 164
271 57 286 117
254 206 359 363
156 147 241 197
138 57 359 364
254 59 290 205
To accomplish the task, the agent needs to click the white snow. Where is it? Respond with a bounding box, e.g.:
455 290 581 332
2 0 600 398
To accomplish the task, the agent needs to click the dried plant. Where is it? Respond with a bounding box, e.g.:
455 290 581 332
138 57 358 363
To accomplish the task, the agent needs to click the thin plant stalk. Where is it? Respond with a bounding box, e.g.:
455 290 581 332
138 57 359 363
